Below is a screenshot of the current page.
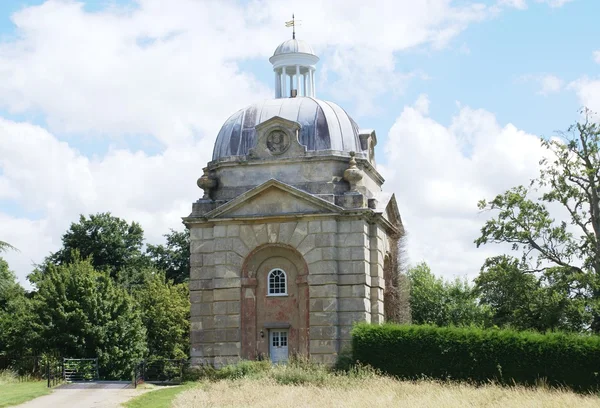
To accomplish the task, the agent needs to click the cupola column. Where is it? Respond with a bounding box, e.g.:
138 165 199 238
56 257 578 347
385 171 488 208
280 67 286 98
310 68 316 97
295 65 300 95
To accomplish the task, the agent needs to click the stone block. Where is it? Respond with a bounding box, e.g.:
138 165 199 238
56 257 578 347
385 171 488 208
189 279 214 290
339 298 370 312
338 261 368 275
214 225 227 238
310 297 337 312
214 237 233 251
215 328 240 342
191 315 215 330
190 290 213 304
203 254 215 266
213 288 240 301
214 278 241 289
213 301 227 315
227 301 240 314
227 252 244 268
339 311 370 326
310 284 338 299
191 240 214 254
321 219 337 233
214 314 240 329
252 224 268 245
308 220 322 234
267 223 280 243
191 329 214 343
190 266 202 280
296 234 316 255
288 222 308 247
203 227 214 240
278 222 297 243
231 238 249 258
213 342 241 356
213 252 227 266
351 220 368 233
191 302 213 316
309 311 338 326
309 326 338 340
190 254 203 267
352 247 370 261
310 340 337 354
190 227 203 240
338 221 352 233
339 326 353 341
307 274 337 285
213 356 240 368
337 275 367 285
338 286 352 298
215 265 239 279
321 247 336 260
239 225 259 249
308 260 336 275
227 225 240 237
315 233 336 248
337 247 352 261
304 248 322 264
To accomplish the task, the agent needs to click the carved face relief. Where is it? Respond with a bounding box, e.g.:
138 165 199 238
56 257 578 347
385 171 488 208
266 130 290 155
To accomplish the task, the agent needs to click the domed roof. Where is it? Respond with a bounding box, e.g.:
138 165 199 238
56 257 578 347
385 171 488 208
273 39 316 56
212 97 361 161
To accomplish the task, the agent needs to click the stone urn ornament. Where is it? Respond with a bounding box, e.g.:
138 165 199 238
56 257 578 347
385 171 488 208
343 151 363 192
197 168 217 199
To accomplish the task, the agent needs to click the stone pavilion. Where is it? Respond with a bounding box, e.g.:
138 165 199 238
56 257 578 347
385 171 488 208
184 34 404 367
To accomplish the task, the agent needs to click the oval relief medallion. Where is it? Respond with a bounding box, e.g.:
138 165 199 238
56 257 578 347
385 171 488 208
266 130 290 155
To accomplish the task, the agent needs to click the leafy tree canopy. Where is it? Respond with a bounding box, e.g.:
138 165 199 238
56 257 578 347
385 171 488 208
476 112 600 331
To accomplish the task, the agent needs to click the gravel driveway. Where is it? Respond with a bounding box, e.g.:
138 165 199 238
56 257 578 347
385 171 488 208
15 382 149 408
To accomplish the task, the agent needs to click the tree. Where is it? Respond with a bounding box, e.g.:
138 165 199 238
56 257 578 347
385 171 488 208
0 258 36 355
48 213 149 283
407 262 490 327
30 256 147 378
146 229 190 284
134 273 190 359
476 112 600 331
0 241 17 253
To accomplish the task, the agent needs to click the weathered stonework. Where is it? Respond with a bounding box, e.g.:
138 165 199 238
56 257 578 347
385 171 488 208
183 36 405 367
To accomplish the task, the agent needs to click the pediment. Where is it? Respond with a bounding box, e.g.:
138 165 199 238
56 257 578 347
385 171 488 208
205 179 343 219
383 193 403 229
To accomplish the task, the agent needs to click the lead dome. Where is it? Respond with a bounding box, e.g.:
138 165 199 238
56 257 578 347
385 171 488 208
212 97 361 160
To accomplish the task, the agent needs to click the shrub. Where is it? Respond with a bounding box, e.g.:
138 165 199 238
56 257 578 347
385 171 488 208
352 323 600 391
214 360 271 380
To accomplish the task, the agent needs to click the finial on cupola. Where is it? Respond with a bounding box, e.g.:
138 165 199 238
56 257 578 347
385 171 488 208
285 14 300 39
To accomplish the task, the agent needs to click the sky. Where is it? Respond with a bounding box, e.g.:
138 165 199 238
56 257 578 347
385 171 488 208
1 0 599 287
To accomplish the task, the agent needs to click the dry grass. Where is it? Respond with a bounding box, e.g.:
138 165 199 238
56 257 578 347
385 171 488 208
173 375 600 408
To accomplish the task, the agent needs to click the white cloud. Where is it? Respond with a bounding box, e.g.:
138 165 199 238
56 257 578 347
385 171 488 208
0 0 496 131
520 74 564 95
593 50 600 64
499 0 528 10
569 77 600 114
498 0 573 9
383 96 545 279
0 117 204 286
535 0 574 7
0 0 508 285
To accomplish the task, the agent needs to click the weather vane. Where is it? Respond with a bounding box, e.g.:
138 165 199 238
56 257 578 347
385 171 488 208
285 14 301 39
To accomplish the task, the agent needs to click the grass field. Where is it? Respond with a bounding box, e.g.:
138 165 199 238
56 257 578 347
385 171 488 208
123 384 193 408
172 376 600 408
122 361 600 408
0 372 51 408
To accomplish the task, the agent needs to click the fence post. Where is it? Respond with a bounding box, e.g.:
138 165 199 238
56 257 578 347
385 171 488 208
46 362 50 388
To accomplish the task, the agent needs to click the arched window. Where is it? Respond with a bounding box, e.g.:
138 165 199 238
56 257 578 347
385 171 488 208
268 268 287 296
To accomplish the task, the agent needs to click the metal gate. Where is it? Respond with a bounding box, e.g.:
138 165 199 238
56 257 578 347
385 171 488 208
62 358 99 382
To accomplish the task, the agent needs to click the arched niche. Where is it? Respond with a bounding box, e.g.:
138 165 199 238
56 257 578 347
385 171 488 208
240 243 309 361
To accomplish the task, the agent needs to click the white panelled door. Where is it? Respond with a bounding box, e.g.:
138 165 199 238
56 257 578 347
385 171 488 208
269 330 289 364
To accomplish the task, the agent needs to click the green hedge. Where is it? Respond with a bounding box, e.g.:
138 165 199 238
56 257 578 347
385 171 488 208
351 324 600 390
